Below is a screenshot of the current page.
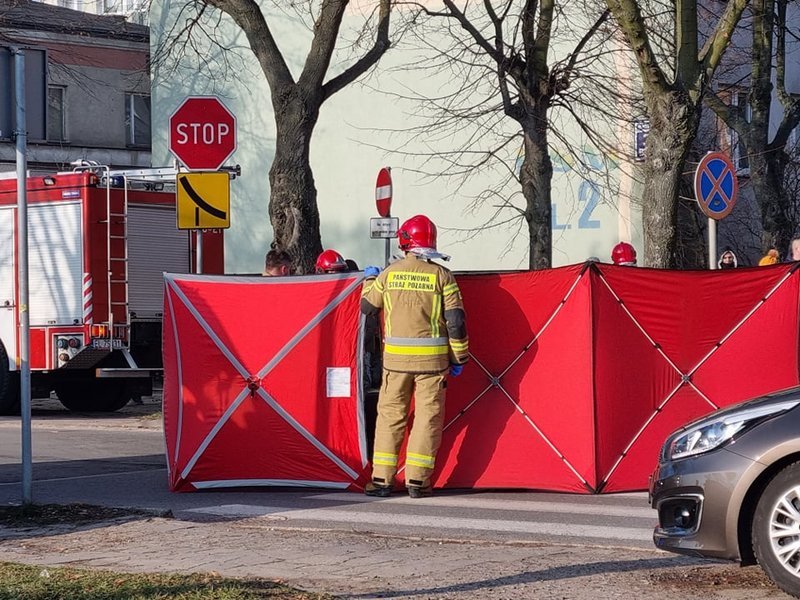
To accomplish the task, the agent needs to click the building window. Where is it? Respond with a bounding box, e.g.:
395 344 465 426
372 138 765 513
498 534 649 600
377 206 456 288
103 0 140 13
125 93 151 147
730 92 750 173
58 0 84 9
47 85 66 142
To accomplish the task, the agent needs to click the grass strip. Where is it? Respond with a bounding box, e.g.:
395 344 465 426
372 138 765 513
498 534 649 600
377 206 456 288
0 504 157 528
0 562 330 599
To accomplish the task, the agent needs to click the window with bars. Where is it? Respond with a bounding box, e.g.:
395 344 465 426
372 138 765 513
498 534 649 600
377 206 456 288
730 92 750 173
125 93 151 147
47 85 66 142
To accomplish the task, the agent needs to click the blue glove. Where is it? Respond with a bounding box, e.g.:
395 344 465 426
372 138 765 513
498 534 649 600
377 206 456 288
449 364 464 377
364 266 381 278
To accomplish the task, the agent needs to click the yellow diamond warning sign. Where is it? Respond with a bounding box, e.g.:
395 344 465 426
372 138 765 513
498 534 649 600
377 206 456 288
176 172 231 230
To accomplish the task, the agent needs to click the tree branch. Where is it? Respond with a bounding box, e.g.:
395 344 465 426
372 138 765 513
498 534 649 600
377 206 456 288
559 9 610 86
204 0 295 89
771 102 800 149
698 0 750 83
483 0 521 121
775 0 793 107
605 0 669 93
675 0 698 87
442 0 506 64
532 0 555 86
704 89 749 135
321 0 392 100
299 0 347 92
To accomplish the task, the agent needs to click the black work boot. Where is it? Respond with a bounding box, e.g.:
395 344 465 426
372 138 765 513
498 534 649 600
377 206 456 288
364 483 392 498
407 485 432 499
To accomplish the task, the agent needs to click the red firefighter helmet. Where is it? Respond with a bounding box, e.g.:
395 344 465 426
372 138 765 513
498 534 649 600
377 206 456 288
398 215 437 251
315 249 348 273
611 242 637 266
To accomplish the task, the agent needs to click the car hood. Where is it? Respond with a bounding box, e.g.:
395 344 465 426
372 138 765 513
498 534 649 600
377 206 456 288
670 385 800 436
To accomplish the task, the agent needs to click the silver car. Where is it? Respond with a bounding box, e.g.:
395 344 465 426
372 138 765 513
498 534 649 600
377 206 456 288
650 386 800 598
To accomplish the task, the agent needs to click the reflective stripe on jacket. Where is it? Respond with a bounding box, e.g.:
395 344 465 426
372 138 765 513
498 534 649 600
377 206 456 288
361 254 468 373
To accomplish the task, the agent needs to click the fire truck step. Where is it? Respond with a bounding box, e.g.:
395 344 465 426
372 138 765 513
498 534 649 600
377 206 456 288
109 235 128 240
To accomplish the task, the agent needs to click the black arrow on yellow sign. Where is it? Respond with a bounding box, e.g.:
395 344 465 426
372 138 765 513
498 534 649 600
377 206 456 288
176 172 230 230
179 175 228 226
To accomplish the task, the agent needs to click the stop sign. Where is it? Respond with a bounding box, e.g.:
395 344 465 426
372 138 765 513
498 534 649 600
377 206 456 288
169 96 237 171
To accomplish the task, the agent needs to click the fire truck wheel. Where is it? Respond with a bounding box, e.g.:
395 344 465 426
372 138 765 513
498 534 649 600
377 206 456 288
0 343 20 415
55 380 132 412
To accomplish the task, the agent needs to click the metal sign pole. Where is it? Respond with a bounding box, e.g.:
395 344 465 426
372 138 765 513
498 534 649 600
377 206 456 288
13 47 32 504
375 167 393 268
694 152 737 270
709 218 717 270
384 213 391 268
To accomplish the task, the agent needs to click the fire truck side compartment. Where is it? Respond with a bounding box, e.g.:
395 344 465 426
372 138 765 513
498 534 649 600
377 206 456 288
0 171 224 411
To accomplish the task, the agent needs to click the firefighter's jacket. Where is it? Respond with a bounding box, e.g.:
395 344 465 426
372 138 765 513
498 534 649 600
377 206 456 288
361 254 469 373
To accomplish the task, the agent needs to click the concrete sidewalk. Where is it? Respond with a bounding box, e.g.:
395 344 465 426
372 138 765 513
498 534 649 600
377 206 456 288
0 513 777 600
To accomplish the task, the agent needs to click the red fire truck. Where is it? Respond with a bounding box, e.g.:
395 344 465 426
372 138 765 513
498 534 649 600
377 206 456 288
0 168 224 414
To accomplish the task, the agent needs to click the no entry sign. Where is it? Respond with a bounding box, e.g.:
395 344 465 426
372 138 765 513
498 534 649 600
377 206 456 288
375 167 392 217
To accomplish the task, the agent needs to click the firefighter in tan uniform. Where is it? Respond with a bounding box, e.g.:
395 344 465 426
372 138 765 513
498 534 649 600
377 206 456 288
361 215 468 498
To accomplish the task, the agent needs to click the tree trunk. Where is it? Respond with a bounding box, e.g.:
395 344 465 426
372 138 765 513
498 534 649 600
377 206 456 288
641 90 699 268
521 106 553 270
749 149 792 253
268 90 323 274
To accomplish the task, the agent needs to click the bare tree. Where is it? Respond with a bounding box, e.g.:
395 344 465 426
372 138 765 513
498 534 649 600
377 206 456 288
705 0 800 254
154 0 392 272
606 0 750 266
393 1 619 270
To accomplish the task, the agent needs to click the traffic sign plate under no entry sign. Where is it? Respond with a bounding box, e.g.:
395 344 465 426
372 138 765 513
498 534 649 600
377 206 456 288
694 151 738 220
370 217 399 239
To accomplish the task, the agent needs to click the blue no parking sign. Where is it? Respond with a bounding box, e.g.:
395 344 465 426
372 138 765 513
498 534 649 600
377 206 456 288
694 152 738 220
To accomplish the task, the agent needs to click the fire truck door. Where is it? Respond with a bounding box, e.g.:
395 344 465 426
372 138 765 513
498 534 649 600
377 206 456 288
28 203 82 326
0 207 17 369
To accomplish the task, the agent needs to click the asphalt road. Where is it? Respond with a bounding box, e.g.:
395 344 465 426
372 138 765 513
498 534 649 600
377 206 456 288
0 396 793 599
0 395 659 548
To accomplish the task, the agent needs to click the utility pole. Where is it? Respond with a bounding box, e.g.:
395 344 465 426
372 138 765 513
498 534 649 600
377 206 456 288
12 46 33 504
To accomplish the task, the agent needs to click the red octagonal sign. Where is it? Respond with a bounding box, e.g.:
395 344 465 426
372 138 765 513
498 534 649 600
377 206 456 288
169 96 237 171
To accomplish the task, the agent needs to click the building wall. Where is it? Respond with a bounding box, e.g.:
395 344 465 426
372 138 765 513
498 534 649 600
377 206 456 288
0 26 151 172
150 2 643 274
